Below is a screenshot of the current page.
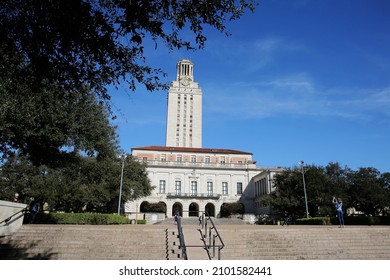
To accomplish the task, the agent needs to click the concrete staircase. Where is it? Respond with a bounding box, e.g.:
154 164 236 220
1 222 390 260
217 225 390 260
0 224 167 260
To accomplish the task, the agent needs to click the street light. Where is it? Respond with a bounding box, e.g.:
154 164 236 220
117 155 125 215
299 160 309 218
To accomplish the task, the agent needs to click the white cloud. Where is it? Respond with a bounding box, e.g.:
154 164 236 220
205 36 308 71
204 76 390 123
253 37 283 52
372 88 390 106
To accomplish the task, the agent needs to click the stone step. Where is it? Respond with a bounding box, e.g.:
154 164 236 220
1 224 389 260
0 224 167 260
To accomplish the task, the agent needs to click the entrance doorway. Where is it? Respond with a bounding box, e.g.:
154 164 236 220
205 203 215 217
172 202 183 217
188 202 199 217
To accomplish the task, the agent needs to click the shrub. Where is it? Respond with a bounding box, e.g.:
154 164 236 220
141 202 167 213
295 217 331 225
256 215 276 225
220 202 244 217
296 215 390 225
334 215 382 225
24 212 131 224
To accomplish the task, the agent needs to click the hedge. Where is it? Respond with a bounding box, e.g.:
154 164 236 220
295 217 331 225
295 216 390 225
24 212 131 225
334 215 390 225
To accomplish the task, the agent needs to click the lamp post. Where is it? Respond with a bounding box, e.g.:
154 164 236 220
299 160 309 218
117 155 125 215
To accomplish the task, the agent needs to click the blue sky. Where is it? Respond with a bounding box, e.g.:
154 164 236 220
110 0 390 173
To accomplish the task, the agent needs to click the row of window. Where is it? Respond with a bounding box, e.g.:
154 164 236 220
254 178 269 197
144 155 245 166
176 93 194 146
178 94 193 100
159 180 243 196
158 154 243 165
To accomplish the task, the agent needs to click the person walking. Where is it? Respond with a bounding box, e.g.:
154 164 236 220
332 196 345 228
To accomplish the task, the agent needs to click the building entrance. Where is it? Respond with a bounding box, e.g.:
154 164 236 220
188 202 199 217
205 203 215 217
172 202 183 217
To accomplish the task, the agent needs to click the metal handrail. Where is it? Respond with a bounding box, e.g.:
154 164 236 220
199 211 225 259
176 215 188 260
197 228 212 260
174 211 225 260
0 207 28 225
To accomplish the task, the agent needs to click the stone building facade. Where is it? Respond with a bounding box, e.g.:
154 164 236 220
125 59 282 221
127 146 262 218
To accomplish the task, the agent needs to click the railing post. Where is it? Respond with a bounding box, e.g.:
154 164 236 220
212 235 216 258
209 227 213 247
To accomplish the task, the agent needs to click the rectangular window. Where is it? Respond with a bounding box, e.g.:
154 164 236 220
205 156 210 164
159 180 166 193
177 155 182 162
237 182 243 195
175 181 181 195
191 181 197 196
207 182 213 196
222 182 228 195
220 156 226 164
191 155 196 163
161 154 166 162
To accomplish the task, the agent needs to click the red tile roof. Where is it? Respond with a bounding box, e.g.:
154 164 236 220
131 146 253 155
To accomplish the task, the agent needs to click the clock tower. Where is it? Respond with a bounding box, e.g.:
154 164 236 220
166 59 203 148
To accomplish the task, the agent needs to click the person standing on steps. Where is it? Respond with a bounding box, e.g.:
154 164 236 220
174 211 179 225
29 199 40 224
281 210 291 226
332 196 345 228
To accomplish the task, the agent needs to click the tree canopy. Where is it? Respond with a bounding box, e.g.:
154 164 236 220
0 83 119 166
262 163 390 218
0 154 152 213
0 0 257 165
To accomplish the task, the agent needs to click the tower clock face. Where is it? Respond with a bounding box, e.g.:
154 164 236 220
180 76 191 86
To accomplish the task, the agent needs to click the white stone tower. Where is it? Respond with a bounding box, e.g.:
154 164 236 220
165 59 202 148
